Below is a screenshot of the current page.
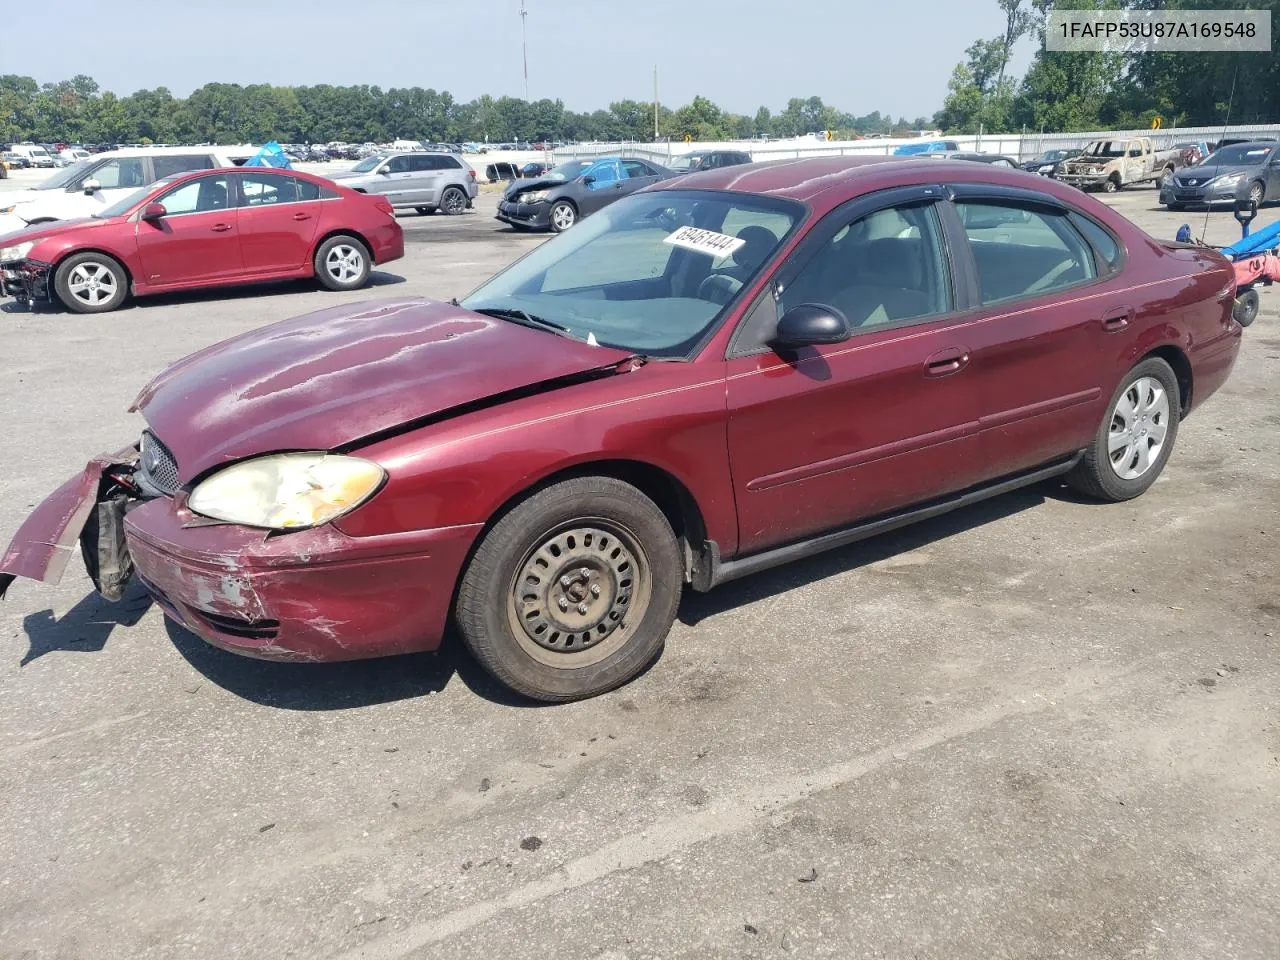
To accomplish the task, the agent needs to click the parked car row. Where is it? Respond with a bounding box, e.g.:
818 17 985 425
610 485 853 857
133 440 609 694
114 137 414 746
0 155 1244 702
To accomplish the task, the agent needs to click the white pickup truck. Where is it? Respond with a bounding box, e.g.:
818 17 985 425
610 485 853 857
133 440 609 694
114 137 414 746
1057 137 1186 193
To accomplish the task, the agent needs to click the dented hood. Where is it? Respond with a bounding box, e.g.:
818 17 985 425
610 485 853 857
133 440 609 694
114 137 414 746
131 297 632 483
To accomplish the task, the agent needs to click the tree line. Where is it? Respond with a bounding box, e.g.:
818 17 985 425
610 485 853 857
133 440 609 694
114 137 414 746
938 0 1280 135
0 74 933 146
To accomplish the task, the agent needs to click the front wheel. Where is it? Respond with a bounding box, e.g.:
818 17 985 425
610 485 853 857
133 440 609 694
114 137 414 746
1234 287 1260 328
1248 181 1265 206
1067 357 1180 502
455 476 682 702
549 200 577 233
1165 202 1185 212
440 186 467 216
1102 176 1120 193
314 235 371 291
54 252 127 313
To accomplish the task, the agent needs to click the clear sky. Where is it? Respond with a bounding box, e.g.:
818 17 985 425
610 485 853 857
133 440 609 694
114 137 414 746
3 0 1035 118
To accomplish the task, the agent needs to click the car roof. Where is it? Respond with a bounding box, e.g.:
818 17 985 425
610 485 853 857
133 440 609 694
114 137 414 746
91 145 257 160
660 155 1072 215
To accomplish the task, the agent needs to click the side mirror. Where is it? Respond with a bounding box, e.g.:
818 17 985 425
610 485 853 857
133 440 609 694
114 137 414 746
581 175 596 186
377 166 391 174
141 202 167 221
82 178 102 195
772 304 851 349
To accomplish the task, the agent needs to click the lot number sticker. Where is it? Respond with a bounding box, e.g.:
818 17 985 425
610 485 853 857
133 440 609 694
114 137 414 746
664 225 745 259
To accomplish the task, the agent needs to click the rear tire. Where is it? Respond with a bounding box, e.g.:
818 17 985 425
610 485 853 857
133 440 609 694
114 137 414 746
313 235 372 291
440 186 467 216
1234 287 1260 328
455 476 682 702
1067 357 1180 502
54 252 128 314
415 206 434 216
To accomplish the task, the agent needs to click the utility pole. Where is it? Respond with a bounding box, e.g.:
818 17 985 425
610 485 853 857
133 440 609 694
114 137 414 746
653 65 659 142
520 1 529 101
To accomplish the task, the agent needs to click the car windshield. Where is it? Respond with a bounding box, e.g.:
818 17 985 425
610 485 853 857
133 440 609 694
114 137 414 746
92 175 180 219
350 155 384 173
1087 141 1128 158
542 160 593 182
1204 144 1272 166
460 189 802 358
33 158 98 190
1037 150 1070 162
669 155 702 171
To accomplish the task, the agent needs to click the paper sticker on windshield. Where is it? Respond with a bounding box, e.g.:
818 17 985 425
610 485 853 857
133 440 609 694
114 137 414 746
664 225 745 259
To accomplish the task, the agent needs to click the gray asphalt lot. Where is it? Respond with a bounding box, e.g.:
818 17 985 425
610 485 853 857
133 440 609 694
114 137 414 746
1 188 1279 960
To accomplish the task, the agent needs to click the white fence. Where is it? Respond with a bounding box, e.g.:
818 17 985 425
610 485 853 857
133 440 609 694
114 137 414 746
552 123 1280 165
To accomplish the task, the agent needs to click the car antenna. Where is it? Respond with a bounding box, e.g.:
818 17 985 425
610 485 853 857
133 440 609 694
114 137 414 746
1201 63 1240 244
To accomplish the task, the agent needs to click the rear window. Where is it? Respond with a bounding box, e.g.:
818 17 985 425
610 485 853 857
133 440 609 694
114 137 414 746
153 154 215 178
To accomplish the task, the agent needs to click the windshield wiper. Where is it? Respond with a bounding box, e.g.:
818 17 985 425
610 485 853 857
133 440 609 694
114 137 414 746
470 306 573 337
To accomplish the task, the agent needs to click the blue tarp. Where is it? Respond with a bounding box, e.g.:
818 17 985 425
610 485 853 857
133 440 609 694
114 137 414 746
1222 217 1280 258
244 141 293 169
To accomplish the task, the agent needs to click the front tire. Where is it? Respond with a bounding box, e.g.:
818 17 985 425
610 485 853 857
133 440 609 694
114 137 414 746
314 235 371 291
1248 181 1265 206
1067 357 1180 502
440 186 467 216
1102 176 1120 193
549 200 577 233
455 476 682 702
1165 202 1185 212
54 252 127 313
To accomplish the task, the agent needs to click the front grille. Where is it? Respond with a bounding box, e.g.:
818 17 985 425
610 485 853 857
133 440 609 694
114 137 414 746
139 430 180 496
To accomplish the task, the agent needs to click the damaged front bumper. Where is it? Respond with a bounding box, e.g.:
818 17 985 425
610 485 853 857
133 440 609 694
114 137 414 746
1 258 53 303
1 452 484 662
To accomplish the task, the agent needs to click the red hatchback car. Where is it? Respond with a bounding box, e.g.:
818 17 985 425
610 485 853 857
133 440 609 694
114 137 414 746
0 167 404 313
0 157 1241 701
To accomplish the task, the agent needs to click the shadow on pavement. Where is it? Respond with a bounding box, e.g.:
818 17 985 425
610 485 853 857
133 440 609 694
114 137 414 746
19 581 152 666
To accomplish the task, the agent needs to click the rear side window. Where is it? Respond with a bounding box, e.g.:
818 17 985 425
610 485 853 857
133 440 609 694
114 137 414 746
293 177 322 202
153 154 215 178
957 201 1097 304
1068 212 1122 274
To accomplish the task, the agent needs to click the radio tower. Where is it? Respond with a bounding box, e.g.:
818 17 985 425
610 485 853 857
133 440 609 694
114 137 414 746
520 1 529 101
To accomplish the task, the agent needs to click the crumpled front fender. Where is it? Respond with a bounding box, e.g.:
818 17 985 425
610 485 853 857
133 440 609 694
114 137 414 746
0 446 138 600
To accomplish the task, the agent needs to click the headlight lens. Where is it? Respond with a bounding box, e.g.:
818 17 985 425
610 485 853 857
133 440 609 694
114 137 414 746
187 453 385 530
521 190 549 203
1038 164 1055 173
1218 172 1246 185
0 240 34 261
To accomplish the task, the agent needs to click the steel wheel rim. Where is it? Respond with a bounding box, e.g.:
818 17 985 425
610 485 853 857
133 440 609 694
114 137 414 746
1108 376 1170 480
507 519 652 668
552 204 575 230
68 262 117 305
443 189 464 213
326 244 363 283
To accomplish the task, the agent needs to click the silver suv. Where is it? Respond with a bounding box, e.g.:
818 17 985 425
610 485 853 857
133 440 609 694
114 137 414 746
328 151 477 216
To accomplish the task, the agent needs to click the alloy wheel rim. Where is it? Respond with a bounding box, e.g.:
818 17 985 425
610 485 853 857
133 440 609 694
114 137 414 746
552 204 575 229
444 189 464 213
326 245 363 283
1108 376 1170 480
507 520 651 668
68 262 117 305
1249 183 1263 204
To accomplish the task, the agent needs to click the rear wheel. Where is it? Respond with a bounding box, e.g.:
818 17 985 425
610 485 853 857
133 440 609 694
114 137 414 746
54 252 127 314
440 186 467 216
1233 287 1260 328
313 235 371 291
455 476 682 702
1067 357 1180 502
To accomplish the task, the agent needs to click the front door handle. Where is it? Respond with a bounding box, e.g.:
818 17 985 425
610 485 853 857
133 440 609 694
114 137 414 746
1102 307 1133 332
292 212 311 221
924 346 970 377
211 223 233 232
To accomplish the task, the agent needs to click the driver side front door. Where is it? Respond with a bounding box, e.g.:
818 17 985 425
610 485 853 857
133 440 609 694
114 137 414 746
578 160 623 215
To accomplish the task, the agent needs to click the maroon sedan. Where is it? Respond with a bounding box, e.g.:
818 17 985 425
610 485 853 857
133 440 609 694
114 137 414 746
0 167 404 313
0 157 1241 701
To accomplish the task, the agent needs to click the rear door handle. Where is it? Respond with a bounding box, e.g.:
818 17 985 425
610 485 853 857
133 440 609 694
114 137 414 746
211 223 233 232
292 212 311 221
924 346 970 377
1102 307 1133 331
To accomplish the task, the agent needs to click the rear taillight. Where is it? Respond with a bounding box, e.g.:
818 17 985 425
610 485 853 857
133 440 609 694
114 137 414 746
373 198 395 217
469 169 476 180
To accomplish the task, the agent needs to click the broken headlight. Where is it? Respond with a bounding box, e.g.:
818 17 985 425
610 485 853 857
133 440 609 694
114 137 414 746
0 240 34 261
187 453 385 530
